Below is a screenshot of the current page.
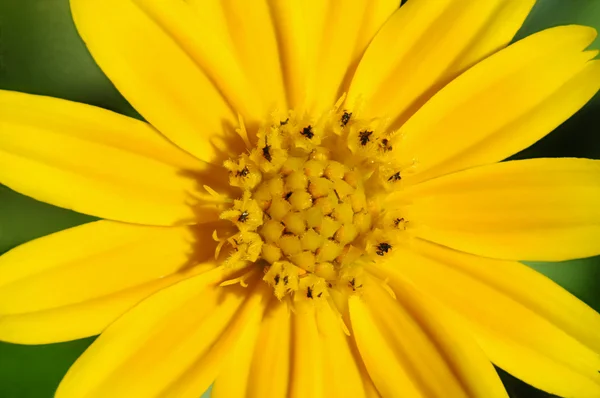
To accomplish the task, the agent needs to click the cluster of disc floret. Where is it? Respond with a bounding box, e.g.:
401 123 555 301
219 105 409 304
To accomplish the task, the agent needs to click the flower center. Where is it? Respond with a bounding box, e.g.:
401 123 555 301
218 102 411 304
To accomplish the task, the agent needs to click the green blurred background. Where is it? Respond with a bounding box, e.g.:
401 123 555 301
0 0 599 397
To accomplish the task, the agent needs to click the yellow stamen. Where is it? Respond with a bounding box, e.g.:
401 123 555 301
235 113 252 149
220 268 258 288
212 230 227 260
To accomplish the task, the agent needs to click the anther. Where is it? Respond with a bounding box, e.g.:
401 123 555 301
349 277 363 291
333 189 341 202
236 167 250 177
341 111 352 127
376 242 392 256
380 138 392 152
307 286 313 299
359 130 373 146
238 210 249 222
262 137 272 162
301 125 314 139
387 171 401 182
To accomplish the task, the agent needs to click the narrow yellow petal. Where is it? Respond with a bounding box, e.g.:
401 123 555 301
267 0 328 110
221 0 288 117
0 221 217 343
411 239 600 359
168 283 269 398
351 1 400 63
349 292 426 398
313 1 405 115
307 0 369 114
401 158 600 261
0 90 219 225
350 280 507 398
348 0 534 124
125 0 270 125
316 302 367 398
211 286 272 398
247 300 292 398
0 283 179 346
335 0 399 104
289 305 325 398
350 331 382 398
363 373 381 398
70 0 242 163
378 241 600 397
395 26 600 183
269 1 397 114
56 270 267 398
0 222 205 312
351 276 509 398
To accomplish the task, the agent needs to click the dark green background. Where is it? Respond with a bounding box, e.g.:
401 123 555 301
0 0 599 397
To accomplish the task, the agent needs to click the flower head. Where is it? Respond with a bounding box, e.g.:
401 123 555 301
1 1 600 397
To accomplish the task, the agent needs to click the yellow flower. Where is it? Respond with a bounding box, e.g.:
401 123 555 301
1 0 600 397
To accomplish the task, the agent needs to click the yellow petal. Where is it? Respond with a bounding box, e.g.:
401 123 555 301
220 0 287 117
289 305 325 398
378 240 600 397
0 220 218 344
316 302 367 398
267 0 326 110
352 336 381 398
306 0 369 114
70 0 243 163
350 294 419 398
0 90 221 225
56 271 268 398
211 285 272 398
363 373 381 398
350 276 509 398
247 300 292 398
395 26 600 183
401 158 600 261
351 1 400 64
172 283 269 398
165 0 287 124
333 1 399 109
269 1 398 113
348 0 534 125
